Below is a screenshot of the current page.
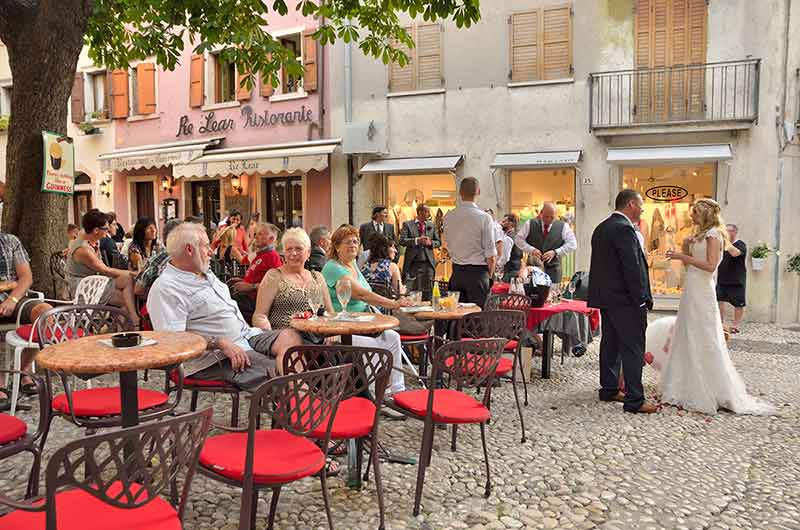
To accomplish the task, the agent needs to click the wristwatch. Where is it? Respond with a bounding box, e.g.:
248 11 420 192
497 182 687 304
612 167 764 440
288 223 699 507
8 295 19 304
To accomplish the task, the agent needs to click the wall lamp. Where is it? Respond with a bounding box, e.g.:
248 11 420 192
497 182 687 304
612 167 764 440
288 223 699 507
161 175 175 195
230 174 243 195
99 179 111 198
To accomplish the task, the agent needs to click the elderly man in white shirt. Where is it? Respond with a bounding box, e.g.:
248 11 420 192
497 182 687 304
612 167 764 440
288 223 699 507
443 177 497 307
515 201 577 284
147 223 303 390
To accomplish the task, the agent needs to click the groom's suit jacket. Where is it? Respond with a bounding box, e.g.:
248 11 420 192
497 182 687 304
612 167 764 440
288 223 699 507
588 212 653 310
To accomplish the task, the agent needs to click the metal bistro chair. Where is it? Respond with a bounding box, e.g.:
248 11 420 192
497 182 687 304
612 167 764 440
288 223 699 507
282 345 392 530
36 305 183 452
0 408 213 530
48 251 67 299
0 371 48 499
386 338 507 516
460 310 529 444
485 293 535 404
198 365 351 530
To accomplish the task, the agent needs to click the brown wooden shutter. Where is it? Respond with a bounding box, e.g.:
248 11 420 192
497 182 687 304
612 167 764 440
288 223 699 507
509 11 539 82
137 62 156 115
686 0 707 116
109 68 129 119
541 5 572 80
416 23 442 89
189 54 204 108
236 71 252 100
389 26 415 92
303 32 318 92
634 0 653 122
70 73 84 123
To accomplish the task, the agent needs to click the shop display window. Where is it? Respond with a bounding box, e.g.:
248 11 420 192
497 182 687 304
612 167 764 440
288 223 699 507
622 164 715 297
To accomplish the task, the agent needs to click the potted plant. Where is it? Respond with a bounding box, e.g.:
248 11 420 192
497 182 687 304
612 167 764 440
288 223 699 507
90 110 108 121
786 253 800 275
0 115 9 132
751 242 771 271
78 121 100 135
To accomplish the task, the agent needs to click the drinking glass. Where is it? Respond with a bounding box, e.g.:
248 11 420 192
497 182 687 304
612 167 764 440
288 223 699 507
335 278 352 318
409 291 423 305
308 285 324 320
567 281 576 300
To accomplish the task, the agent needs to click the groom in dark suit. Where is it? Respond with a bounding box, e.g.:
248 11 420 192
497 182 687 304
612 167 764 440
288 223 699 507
359 205 398 262
588 189 658 414
399 204 440 300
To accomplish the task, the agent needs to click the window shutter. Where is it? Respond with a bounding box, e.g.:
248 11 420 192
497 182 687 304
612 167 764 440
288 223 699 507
70 73 84 124
389 26 415 92
416 23 442 89
189 54 204 108
236 71 252 101
136 62 156 115
541 5 572 80
109 68 129 119
686 0 707 116
509 11 539 82
303 31 318 92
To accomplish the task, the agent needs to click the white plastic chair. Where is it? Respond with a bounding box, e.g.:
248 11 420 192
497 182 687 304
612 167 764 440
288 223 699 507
5 275 111 415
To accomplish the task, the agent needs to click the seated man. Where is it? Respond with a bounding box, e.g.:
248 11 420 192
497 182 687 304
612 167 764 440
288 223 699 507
0 232 54 407
147 223 302 390
231 223 281 324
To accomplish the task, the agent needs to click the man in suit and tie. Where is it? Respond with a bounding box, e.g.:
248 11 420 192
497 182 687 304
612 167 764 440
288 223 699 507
359 205 397 253
588 189 658 414
399 204 440 300
515 202 577 284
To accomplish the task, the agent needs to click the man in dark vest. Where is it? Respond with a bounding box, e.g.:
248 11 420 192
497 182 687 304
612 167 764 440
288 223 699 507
399 204 440 300
515 202 577 284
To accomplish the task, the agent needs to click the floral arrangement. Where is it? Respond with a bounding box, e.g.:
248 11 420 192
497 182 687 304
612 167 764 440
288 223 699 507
786 253 800 274
751 242 772 259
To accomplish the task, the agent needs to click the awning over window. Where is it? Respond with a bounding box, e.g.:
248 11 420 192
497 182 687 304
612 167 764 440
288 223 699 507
98 137 224 172
490 150 582 169
359 155 464 175
607 144 733 165
173 140 339 179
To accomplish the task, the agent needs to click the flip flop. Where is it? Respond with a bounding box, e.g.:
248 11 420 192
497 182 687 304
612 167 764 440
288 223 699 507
329 441 347 456
21 382 39 396
314 458 340 478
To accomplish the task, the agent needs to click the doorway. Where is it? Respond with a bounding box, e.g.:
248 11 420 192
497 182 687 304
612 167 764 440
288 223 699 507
263 177 302 231
73 191 92 225
134 181 155 221
190 180 221 231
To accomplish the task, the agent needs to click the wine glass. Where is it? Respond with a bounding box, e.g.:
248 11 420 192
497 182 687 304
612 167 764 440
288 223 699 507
567 280 576 300
308 285 324 320
335 278 352 318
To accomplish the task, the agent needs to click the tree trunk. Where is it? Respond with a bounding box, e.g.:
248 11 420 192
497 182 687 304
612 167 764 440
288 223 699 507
0 1 92 295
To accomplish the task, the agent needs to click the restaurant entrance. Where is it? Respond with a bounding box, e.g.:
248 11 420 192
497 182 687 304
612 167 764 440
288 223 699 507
190 180 221 231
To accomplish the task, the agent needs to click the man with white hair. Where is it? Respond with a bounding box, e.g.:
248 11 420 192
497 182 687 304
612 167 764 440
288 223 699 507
147 223 303 389
515 202 577 284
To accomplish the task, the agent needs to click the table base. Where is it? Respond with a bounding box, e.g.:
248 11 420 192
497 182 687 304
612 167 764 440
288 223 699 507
541 331 554 379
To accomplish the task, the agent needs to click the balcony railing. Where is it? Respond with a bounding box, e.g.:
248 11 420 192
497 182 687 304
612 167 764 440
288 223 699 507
589 59 760 131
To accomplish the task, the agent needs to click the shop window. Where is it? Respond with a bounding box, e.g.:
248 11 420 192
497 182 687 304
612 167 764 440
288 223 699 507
389 24 443 92
264 177 303 231
508 168 576 280
509 5 573 83
622 164 715 297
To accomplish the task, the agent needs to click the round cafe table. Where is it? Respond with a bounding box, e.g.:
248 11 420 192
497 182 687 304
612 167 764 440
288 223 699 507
412 303 482 376
36 330 207 428
289 312 399 345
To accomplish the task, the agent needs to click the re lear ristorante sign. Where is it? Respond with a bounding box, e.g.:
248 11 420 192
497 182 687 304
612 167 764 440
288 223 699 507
176 104 313 138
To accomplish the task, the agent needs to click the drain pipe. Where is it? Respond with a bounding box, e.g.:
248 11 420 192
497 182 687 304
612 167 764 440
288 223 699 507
345 36 355 225
771 0 792 322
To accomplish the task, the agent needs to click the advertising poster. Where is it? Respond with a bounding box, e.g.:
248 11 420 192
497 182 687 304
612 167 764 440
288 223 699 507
41 131 75 195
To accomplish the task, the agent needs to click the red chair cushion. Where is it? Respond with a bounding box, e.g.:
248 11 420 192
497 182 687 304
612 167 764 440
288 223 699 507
14 324 86 343
0 482 180 530
400 333 430 342
392 389 491 424
504 340 519 351
52 388 169 417
0 413 27 444
200 429 324 485
444 353 512 376
309 397 376 440
169 371 226 388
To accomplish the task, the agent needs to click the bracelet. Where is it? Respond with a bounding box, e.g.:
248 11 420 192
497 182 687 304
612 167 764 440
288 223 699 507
8 295 19 304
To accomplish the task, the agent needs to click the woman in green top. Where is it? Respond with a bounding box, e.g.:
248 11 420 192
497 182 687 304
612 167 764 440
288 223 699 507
321 225 411 313
321 225 412 398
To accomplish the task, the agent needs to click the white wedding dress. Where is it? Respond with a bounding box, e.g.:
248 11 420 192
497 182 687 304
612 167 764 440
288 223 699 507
658 228 775 415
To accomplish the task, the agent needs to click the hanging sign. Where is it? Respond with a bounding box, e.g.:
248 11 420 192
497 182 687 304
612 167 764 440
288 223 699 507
41 131 75 195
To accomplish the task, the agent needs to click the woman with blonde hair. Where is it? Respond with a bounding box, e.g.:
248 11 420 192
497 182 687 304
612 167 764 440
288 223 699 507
659 198 774 415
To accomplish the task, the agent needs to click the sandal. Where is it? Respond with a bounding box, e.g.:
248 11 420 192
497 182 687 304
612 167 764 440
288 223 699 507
314 458 340 478
329 441 347 456
21 381 39 396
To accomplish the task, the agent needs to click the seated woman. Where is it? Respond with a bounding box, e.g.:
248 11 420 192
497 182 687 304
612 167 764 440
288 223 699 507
66 209 140 328
128 217 161 273
216 225 249 266
518 254 552 286
360 233 402 296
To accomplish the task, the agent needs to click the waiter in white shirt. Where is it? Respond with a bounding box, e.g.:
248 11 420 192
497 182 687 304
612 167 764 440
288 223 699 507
515 201 577 284
443 177 497 308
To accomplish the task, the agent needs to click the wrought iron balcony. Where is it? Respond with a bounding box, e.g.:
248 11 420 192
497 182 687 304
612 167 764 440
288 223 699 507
589 59 760 133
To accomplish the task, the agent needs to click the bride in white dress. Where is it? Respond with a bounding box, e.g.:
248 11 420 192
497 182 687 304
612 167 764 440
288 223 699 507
660 199 774 415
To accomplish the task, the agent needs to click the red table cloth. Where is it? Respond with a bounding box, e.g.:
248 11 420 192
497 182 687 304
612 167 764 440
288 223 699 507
527 300 600 332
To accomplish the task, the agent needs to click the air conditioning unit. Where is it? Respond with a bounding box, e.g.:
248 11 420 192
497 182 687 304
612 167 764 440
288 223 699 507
342 121 387 154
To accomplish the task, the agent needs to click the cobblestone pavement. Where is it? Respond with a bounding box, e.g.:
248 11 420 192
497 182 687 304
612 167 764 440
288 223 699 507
2 320 799 530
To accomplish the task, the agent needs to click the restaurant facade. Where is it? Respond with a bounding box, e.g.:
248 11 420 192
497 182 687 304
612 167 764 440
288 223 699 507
94 7 335 234
328 0 800 322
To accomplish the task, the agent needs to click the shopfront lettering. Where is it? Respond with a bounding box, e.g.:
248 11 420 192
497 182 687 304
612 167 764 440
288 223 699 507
645 185 689 202
175 105 314 138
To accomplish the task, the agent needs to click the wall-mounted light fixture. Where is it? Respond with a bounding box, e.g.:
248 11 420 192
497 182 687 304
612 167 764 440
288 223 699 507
230 174 243 195
99 179 111 198
161 175 175 195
